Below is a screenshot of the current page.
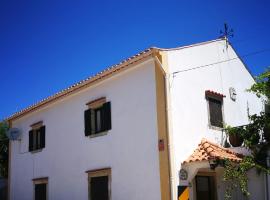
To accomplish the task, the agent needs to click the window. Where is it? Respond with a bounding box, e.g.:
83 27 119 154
29 124 45 152
205 91 225 128
33 177 48 200
87 168 111 200
84 99 111 136
208 97 223 128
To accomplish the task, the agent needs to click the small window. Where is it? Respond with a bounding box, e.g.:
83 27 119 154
208 97 223 128
84 100 111 136
87 168 111 200
33 177 48 200
29 124 45 152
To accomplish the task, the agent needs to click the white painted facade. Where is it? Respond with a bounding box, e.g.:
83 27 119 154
165 39 266 199
9 38 268 200
10 59 162 200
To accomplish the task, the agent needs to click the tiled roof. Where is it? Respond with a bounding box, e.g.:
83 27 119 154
205 90 226 98
5 48 156 121
5 38 225 122
183 138 243 164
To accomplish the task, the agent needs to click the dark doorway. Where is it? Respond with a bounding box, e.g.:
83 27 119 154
35 183 47 200
90 176 109 200
196 176 216 200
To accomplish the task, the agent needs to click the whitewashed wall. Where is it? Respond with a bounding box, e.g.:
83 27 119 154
215 167 266 200
166 39 264 199
10 59 161 200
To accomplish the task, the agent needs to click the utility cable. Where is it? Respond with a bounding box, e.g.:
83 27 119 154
172 48 270 75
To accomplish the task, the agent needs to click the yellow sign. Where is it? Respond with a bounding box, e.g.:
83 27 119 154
178 186 189 200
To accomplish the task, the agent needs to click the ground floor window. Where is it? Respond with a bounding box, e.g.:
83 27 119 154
87 168 111 200
33 177 48 200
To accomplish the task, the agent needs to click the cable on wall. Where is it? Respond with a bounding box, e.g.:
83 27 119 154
172 48 270 76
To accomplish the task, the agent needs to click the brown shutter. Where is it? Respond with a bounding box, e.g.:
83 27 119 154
84 108 92 136
40 126 46 148
90 176 109 200
209 98 223 127
35 183 47 200
29 130 34 152
103 102 111 131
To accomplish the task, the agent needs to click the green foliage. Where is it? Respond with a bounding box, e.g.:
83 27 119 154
0 121 9 178
225 125 245 137
223 157 254 199
247 69 270 102
223 68 270 199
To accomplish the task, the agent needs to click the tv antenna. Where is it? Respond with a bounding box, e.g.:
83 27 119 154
220 23 234 48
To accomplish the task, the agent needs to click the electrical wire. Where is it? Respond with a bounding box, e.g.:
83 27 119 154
172 48 270 75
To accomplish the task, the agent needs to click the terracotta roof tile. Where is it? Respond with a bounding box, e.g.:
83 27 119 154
205 90 226 98
5 38 225 122
182 138 243 164
5 48 156 121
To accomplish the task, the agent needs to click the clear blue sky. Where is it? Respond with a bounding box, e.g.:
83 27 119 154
1 0 270 120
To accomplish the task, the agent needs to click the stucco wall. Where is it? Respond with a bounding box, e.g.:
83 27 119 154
10 59 161 200
166 39 264 198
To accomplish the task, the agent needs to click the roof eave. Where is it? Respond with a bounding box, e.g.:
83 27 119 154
6 48 157 122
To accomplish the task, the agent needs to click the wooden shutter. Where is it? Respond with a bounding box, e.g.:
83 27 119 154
84 108 92 136
35 183 47 200
102 102 111 131
29 130 34 152
90 176 109 200
40 126 46 149
209 98 223 127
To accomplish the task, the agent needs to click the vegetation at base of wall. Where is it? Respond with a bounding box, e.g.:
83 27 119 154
223 69 270 199
223 157 269 200
0 121 9 178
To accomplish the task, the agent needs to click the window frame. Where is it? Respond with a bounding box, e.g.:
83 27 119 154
195 173 217 200
85 97 111 138
86 168 111 200
33 177 48 200
29 121 45 152
206 95 224 130
93 106 104 134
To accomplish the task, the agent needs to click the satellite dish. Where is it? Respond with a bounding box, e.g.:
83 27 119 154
6 128 21 140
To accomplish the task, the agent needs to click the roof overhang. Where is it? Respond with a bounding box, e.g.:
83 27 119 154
6 48 160 122
4 38 227 122
179 138 243 186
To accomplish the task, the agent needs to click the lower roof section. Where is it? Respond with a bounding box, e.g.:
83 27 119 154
182 138 243 165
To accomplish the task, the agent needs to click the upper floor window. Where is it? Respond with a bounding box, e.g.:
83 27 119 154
84 97 111 137
29 121 45 152
205 90 225 128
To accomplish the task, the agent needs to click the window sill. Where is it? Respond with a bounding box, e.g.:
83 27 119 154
30 149 43 154
208 125 223 131
89 131 108 138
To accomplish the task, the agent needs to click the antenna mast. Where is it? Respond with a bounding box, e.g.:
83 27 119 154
220 23 234 48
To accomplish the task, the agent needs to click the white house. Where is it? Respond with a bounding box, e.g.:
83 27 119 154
5 38 269 200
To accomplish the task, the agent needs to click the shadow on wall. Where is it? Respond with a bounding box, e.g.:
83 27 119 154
0 178 7 200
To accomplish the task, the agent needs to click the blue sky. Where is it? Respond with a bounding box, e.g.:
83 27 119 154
1 0 270 120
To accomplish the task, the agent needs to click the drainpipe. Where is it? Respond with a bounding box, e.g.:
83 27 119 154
154 55 176 200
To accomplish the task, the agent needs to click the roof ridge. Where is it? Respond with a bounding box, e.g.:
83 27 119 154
182 138 243 165
4 38 225 121
156 38 225 51
5 47 155 121
200 138 242 156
